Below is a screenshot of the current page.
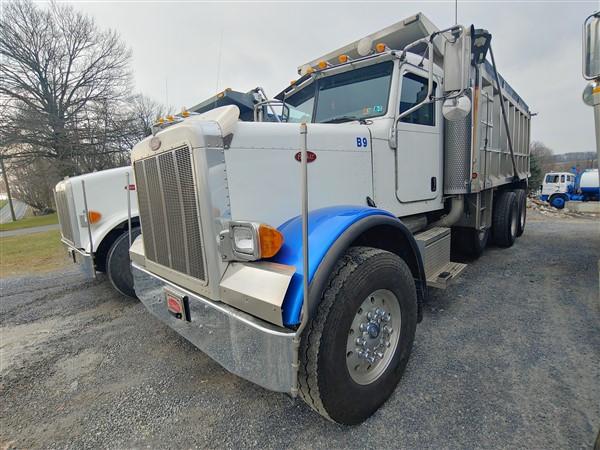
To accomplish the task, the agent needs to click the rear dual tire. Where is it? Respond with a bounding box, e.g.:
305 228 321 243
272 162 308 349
299 246 417 425
451 227 489 259
492 191 518 247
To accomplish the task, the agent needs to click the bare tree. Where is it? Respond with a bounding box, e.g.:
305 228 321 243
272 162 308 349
0 0 132 175
529 141 554 192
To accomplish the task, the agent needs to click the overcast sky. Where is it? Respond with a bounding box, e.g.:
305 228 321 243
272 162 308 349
68 0 598 153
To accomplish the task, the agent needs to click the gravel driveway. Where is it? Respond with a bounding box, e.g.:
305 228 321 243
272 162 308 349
1 211 598 449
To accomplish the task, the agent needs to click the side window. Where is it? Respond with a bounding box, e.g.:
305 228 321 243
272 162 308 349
399 72 436 126
561 175 565 182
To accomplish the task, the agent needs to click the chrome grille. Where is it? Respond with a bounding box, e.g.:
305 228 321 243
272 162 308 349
134 146 206 281
55 188 74 243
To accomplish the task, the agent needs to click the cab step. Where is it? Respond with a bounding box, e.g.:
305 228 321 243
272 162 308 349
426 261 467 289
414 226 467 290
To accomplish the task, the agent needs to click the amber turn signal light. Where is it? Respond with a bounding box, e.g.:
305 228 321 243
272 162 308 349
258 224 284 258
87 210 102 224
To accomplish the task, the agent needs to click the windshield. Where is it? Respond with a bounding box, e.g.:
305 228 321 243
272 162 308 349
284 61 393 124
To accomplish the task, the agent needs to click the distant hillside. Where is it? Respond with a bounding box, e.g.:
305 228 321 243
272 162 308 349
549 152 597 172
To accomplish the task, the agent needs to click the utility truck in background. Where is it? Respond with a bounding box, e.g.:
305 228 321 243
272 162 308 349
54 89 264 297
540 168 599 209
129 13 531 424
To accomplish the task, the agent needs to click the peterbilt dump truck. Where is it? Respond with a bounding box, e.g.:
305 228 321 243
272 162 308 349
129 13 531 424
55 166 140 296
54 90 262 297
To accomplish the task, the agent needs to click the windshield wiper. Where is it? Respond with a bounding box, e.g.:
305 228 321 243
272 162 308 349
321 115 366 124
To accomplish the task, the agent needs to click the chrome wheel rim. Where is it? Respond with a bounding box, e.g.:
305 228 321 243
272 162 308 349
346 289 401 385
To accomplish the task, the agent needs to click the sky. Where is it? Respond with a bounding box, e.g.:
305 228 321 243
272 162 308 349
67 0 598 154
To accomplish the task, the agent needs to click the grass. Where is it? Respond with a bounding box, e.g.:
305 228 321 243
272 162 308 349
0 199 7 210
0 213 58 232
0 229 70 277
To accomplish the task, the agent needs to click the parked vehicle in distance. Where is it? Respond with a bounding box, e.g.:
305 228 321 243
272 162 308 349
129 13 531 424
54 166 140 296
540 168 599 209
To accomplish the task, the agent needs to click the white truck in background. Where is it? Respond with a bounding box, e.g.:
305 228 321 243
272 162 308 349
55 166 140 296
54 89 266 296
129 13 531 424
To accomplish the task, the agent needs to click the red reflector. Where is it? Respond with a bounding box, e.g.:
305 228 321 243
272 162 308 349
124 184 136 190
472 172 478 179
167 296 182 314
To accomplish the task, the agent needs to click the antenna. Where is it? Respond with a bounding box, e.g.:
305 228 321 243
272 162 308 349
454 0 458 25
165 77 169 108
215 25 224 94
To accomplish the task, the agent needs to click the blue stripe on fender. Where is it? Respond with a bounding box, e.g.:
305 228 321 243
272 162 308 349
269 205 395 327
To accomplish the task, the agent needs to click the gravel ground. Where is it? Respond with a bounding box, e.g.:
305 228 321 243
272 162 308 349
1 211 599 449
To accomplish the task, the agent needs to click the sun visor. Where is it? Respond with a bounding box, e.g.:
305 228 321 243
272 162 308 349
298 12 443 74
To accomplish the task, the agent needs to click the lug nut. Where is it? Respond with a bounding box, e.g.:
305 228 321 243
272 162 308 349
355 337 367 347
384 325 393 335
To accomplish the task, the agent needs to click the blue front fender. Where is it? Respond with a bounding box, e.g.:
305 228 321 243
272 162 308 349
269 205 395 327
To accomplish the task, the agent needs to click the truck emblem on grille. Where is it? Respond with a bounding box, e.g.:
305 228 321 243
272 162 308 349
294 151 317 163
150 137 161 151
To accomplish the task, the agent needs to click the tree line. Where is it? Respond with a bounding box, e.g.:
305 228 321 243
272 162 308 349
0 1 168 211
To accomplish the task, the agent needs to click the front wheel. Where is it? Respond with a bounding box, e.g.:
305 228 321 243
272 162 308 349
298 246 417 425
106 227 141 298
550 194 567 209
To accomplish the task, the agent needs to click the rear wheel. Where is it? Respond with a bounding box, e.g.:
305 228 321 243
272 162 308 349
492 191 518 248
106 227 141 298
513 189 527 237
451 227 489 259
299 246 417 425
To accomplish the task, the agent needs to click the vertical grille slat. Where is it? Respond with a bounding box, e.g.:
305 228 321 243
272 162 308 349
134 146 206 282
55 189 74 242
145 158 170 267
158 152 187 273
175 147 205 280
133 161 156 261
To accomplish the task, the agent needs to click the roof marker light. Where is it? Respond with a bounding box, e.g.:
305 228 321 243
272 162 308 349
181 109 190 118
166 115 174 122
158 117 165 124
290 79 297 86
375 43 386 53
338 54 349 63
317 60 328 70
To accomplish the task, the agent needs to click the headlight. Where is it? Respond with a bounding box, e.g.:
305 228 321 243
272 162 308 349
232 224 258 256
220 221 284 262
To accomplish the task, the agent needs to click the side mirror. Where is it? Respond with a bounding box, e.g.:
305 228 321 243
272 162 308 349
443 27 471 93
583 12 600 80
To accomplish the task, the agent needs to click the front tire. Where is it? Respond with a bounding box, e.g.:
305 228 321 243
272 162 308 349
298 246 417 425
549 194 567 209
106 227 141 298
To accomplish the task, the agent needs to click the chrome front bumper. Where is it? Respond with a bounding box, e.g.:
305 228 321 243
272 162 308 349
62 240 94 278
131 263 297 394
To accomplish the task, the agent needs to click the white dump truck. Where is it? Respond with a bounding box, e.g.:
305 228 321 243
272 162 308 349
129 13 531 424
54 166 140 296
54 90 264 296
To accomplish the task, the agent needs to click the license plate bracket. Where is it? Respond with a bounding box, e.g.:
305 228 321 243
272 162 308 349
165 288 190 321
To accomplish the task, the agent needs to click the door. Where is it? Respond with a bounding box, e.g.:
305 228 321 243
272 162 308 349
542 173 560 197
395 68 442 203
